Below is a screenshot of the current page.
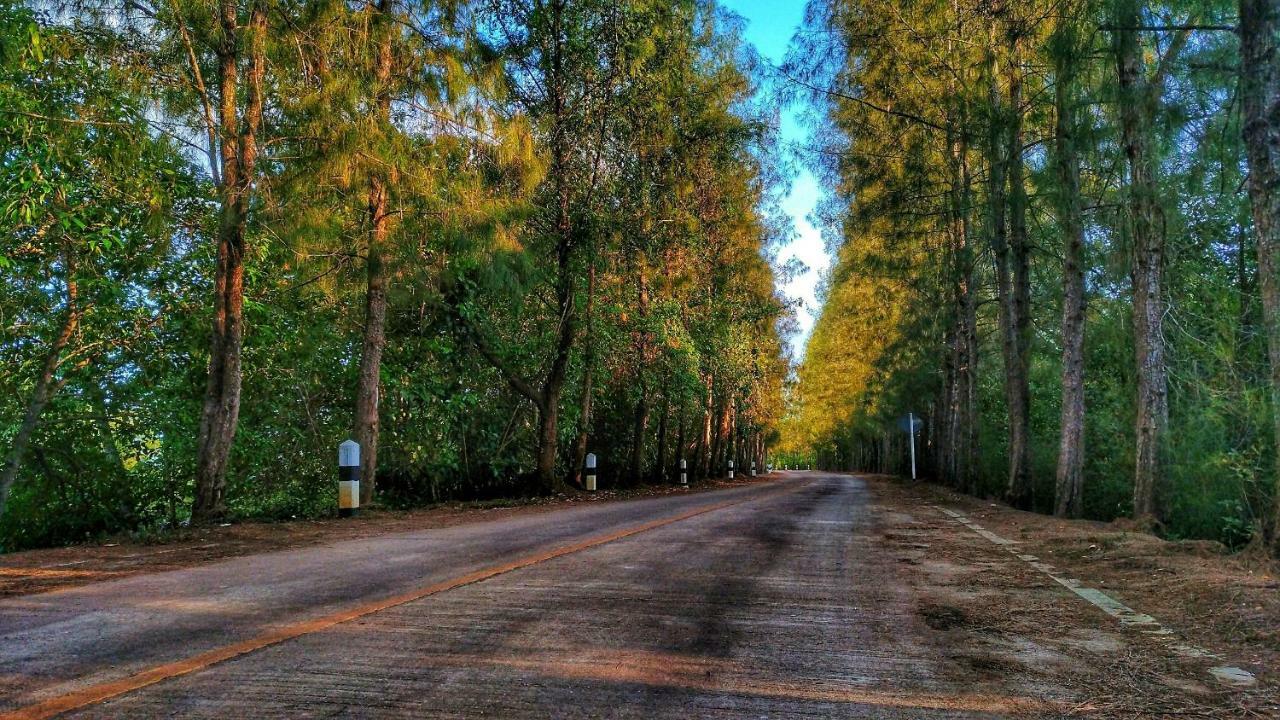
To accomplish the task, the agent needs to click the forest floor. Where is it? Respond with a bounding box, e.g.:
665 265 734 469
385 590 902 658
876 474 1279 717
0 476 767 598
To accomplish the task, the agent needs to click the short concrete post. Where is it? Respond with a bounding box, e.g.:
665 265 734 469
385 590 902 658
338 440 360 517
585 453 597 492
750 460 756 477
728 459 734 480
680 458 687 486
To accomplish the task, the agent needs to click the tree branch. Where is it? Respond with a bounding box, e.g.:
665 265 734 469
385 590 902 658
451 306 545 408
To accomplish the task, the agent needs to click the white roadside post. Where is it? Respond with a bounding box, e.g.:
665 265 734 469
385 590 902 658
338 440 360 518
728 459 734 479
680 458 687 486
750 460 756 477
908 411 918 480
585 453 597 492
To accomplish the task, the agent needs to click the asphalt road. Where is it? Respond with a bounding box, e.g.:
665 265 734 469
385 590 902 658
2 473 1064 718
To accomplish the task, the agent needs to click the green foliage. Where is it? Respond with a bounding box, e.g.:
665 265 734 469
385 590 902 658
784 0 1269 546
0 1 208 550
0 0 790 550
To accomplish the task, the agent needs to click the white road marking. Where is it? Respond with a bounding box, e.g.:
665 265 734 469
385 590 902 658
932 505 1257 688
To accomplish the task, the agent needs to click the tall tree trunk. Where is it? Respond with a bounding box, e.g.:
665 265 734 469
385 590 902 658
534 397 561 488
881 432 890 474
456 0 593 493
570 360 593 488
715 398 732 475
939 330 954 483
1053 19 1087 518
629 265 650 484
354 0 395 506
946 111 977 491
942 11 973 492
1004 34 1034 510
709 398 721 473
531 0 578 493
732 404 742 471
986 37 1021 504
655 377 669 483
1114 2 1168 522
0 251 79 517
696 374 712 477
193 1 265 523
1240 0 1280 551
572 263 597 488
960 155 979 493
674 399 686 478
533 278 575 491
630 396 649 485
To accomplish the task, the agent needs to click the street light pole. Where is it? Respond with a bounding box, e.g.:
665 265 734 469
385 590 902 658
908 411 917 480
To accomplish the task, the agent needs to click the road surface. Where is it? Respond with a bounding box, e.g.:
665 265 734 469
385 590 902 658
0 473 1143 718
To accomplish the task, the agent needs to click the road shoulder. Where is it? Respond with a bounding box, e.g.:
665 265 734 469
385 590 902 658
864 473 1279 717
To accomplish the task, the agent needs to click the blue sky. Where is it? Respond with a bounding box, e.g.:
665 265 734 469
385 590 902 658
719 0 829 359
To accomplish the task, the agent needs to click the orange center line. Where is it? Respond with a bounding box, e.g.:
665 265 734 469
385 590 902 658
3 481 804 720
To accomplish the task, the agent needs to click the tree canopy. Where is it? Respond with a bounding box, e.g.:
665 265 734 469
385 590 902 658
780 0 1280 552
0 0 790 550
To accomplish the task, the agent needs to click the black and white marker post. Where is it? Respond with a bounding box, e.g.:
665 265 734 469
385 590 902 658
728 459 734 480
338 439 360 517
680 458 687 486
750 460 756 477
585 453 597 492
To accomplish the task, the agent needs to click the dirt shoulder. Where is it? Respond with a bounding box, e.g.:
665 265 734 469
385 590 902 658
0 477 770 598
867 473 1278 717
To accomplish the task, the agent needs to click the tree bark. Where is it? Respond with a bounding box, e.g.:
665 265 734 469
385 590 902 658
1114 1 1168 522
1004 34 1034 510
0 251 79 518
629 265 651 484
1053 20 1087 518
629 395 650 485
530 239 576 491
355 196 388 506
986 36 1023 504
655 376 669 483
715 397 732 475
1240 0 1280 551
674 399 687 479
193 0 265 523
696 374 712 477
960 154 979 493
572 263 597 488
530 0 578 492
354 0 395 506
945 107 977 491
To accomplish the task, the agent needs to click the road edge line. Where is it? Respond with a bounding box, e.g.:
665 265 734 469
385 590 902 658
931 505 1258 689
